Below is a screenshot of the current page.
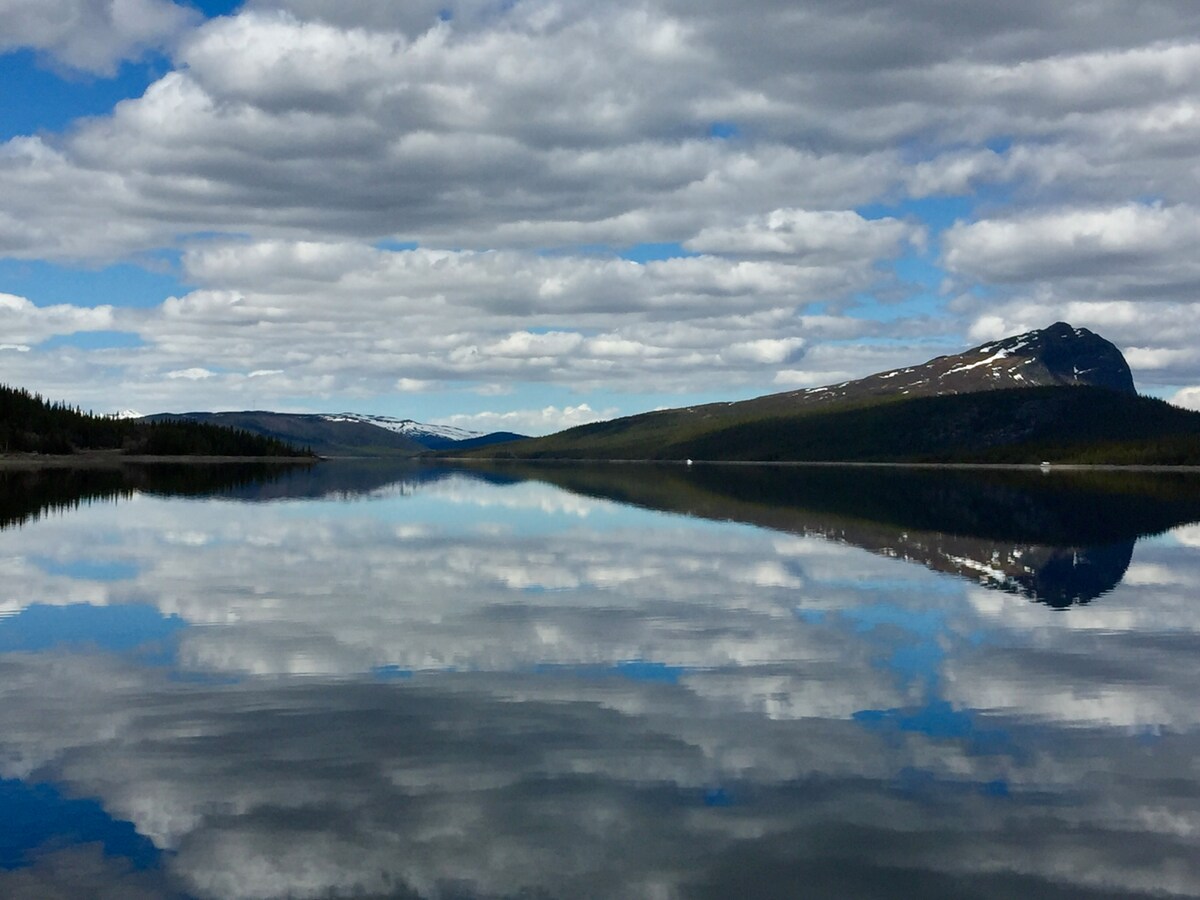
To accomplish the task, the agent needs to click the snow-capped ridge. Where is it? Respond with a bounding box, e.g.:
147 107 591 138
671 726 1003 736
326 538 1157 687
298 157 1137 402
780 321 1135 409
320 413 484 442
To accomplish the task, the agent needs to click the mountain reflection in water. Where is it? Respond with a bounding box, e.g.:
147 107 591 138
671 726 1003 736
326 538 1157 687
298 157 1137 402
0 461 1198 899
453 462 1200 607
3 461 1195 606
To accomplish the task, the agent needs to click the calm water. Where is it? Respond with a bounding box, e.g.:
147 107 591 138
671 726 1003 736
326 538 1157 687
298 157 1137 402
1 461 1200 899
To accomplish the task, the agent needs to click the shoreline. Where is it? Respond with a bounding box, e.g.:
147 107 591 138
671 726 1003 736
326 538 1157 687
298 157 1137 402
0 453 316 469
426 457 1200 473
5 453 1200 473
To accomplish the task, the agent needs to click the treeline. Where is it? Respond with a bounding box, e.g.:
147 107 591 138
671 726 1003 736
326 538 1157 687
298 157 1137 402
0 385 311 457
0 467 133 531
0 464 307 533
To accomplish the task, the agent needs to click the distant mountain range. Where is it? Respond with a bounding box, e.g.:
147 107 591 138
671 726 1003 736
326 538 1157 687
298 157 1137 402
456 323 1200 465
140 410 525 457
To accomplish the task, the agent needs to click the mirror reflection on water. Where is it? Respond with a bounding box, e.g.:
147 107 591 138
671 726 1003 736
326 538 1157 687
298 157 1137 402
1 460 1199 899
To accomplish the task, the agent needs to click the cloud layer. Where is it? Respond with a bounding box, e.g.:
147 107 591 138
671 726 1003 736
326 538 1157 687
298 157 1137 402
0 0 197 74
4 1 1200 416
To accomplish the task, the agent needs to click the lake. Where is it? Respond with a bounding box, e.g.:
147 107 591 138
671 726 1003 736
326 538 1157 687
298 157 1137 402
1 460 1199 899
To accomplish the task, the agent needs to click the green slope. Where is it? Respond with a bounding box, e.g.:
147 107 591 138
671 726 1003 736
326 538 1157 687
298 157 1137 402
460 386 1200 465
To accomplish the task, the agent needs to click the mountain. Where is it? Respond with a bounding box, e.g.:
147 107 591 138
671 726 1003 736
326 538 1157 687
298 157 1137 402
456 323 1200 464
654 321 1134 424
777 321 1135 410
143 410 525 457
316 413 525 451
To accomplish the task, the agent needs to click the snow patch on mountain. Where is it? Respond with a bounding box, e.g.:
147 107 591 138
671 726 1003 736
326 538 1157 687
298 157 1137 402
776 322 1135 410
321 413 484 442
943 348 1013 376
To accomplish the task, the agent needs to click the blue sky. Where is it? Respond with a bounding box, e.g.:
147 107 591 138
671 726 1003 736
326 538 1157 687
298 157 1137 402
2 0 1200 431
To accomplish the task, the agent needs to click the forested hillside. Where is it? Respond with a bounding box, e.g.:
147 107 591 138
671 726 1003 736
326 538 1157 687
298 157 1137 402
461 386 1200 465
0 385 309 457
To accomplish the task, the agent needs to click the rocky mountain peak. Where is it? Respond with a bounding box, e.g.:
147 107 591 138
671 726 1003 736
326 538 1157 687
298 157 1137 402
785 321 1135 409
1012 322 1136 394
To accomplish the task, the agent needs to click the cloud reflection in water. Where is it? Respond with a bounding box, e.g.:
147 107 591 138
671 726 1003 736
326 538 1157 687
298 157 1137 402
0 462 1197 898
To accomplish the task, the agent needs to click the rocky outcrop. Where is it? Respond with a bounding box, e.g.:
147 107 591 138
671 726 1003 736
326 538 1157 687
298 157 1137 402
782 322 1136 409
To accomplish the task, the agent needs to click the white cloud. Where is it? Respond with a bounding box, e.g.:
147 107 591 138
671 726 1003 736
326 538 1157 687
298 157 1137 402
720 337 806 365
0 291 114 344
0 7 903 261
393 377 433 392
58 240 892 407
1172 387 1200 411
0 0 198 74
1172 524 1200 547
907 149 1007 198
435 403 619 436
484 330 585 358
1125 347 1200 370
774 368 853 388
165 366 215 380
5 1 1200 404
684 209 918 262
944 203 1200 288
0 230 960 413
2 3 1200 265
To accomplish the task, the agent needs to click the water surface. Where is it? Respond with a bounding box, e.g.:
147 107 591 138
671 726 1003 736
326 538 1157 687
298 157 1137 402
1 461 1199 899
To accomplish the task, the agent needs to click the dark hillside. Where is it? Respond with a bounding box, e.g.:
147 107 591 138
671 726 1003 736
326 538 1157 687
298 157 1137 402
465 386 1200 465
0 385 309 457
145 411 423 457
454 323 1197 465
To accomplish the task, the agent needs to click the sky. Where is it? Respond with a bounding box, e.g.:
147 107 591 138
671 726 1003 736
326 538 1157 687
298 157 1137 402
1 0 1200 434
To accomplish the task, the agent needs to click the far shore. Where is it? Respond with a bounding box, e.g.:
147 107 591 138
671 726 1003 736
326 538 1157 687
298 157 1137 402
427 456 1200 473
5 452 1200 474
0 452 316 469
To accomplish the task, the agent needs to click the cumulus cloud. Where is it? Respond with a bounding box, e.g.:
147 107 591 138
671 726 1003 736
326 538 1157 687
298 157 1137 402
0 292 114 344
436 403 619 435
1172 386 1200 410
944 203 1200 293
0 7 898 261
164 367 214 380
0 0 198 74
30 238 910 409
684 209 919 262
0 844 177 900
6 1 1200 405
12 1 1200 261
